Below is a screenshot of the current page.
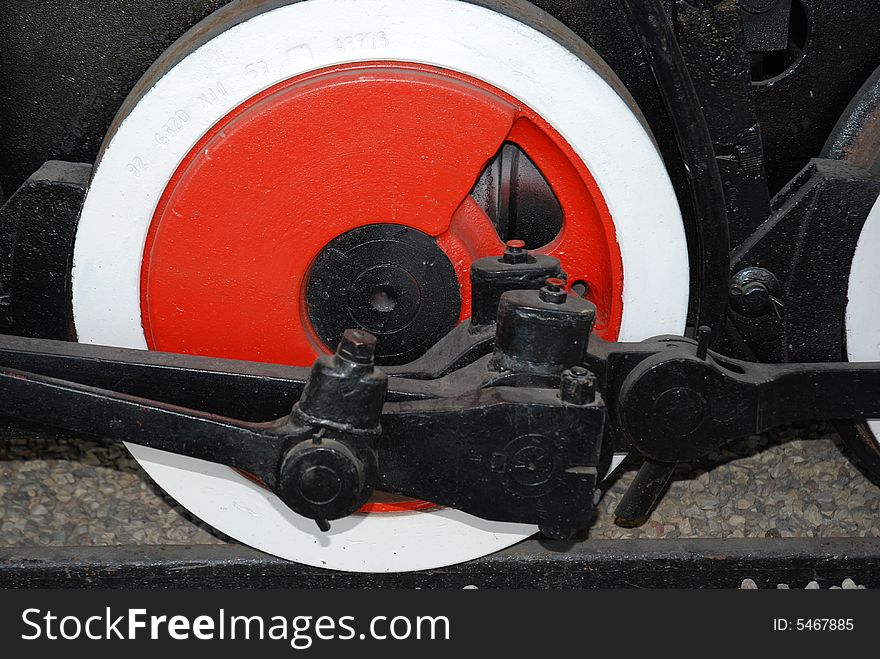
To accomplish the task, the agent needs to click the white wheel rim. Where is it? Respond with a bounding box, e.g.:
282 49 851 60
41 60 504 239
72 0 688 572
847 194 880 442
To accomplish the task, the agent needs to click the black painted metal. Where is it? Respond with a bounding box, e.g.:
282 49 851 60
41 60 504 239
295 329 388 434
469 248 563 328
284 330 388 526
0 0 230 196
490 284 596 376
674 0 772 248
727 159 880 364
472 144 564 248
620 0 731 342
740 0 793 53
613 459 676 524
752 0 880 195
616 343 880 461
0 161 90 340
306 224 462 365
382 243 564 379
1 538 878 588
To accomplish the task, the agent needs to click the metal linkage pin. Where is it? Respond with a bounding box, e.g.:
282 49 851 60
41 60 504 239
696 325 712 361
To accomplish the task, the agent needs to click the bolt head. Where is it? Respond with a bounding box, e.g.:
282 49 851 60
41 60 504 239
539 277 568 304
336 328 377 364
652 387 706 437
278 439 368 521
740 281 771 315
299 464 343 504
560 366 597 405
730 267 778 317
503 239 529 264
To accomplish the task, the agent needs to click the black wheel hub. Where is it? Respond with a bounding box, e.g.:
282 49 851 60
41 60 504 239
305 224 461 365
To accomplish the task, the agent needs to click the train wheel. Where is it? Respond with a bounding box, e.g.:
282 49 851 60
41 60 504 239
825 65 880 478
71 0 689 571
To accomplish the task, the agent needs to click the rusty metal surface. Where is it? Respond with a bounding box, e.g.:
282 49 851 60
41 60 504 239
823 64 880 177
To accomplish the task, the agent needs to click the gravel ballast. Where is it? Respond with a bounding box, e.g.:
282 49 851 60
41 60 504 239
1 427 879 547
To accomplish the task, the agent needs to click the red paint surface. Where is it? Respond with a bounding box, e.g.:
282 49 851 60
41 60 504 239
140 62 623 513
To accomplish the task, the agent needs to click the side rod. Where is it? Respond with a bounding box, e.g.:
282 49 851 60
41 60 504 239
0 367 288 486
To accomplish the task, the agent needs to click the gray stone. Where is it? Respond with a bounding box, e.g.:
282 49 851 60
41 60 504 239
728 514 747 527
1 424 879 563
697 494 720 510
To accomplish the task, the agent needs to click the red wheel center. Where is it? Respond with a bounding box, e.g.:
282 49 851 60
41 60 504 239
141 61 623 513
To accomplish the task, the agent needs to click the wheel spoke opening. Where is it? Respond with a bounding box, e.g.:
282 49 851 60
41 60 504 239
471 142 563 249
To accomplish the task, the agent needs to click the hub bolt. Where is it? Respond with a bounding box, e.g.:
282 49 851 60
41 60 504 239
336 328 377 365
539 277 568 304
277 437 369 529
503 239 529 264
737 281 771 314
